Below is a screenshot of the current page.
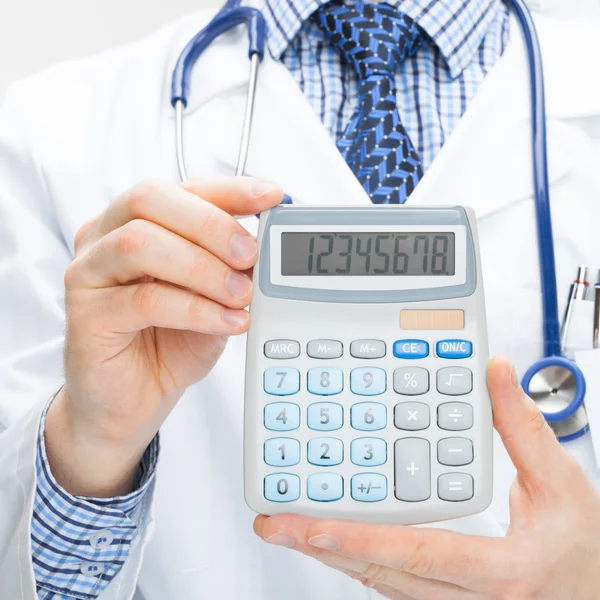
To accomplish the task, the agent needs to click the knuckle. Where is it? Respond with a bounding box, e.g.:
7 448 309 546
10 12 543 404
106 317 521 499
196 208 223 241
113 220 151 256
63 259 82 289
131 282 164 318
73 217 97 253
399 535 433 577
525 404 548 436
187 250 206 282
124 180 162 217
496 580 540 600
362 563 388 585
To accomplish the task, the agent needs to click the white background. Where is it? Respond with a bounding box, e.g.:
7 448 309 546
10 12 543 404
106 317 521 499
0 0 219 99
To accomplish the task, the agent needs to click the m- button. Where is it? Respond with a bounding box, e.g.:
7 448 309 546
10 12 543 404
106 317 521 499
307 340 343 359
264 340 300 359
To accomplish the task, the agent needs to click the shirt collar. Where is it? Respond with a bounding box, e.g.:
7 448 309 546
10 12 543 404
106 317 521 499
263 0 503 79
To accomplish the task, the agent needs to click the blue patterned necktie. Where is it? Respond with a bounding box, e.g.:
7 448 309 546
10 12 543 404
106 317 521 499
315 0 427 203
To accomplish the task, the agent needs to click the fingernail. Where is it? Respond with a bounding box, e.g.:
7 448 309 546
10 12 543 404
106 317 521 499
509 364 520 389
264 532 294 548
250 179 279 198
308 534 339 551
226 271 252 299
222 308 249 328
230 233 257 262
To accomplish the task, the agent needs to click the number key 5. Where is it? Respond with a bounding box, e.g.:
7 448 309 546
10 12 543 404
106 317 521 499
307 402 343 431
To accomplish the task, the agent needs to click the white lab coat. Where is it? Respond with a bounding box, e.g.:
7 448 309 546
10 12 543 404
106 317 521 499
0 3 599 599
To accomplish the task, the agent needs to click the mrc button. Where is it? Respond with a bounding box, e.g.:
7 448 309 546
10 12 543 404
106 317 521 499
393 340 429 359
264 340 300 359
436 340 473 359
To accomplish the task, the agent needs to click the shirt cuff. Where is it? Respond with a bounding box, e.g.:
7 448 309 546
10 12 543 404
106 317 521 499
32 394 159 600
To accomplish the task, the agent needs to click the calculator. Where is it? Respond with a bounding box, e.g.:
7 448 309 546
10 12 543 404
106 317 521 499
244 206 493 524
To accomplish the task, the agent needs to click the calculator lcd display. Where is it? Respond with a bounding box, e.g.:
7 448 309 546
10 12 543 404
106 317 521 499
280 232 456 276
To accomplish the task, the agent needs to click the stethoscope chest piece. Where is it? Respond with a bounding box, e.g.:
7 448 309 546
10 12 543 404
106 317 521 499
522 356 588 442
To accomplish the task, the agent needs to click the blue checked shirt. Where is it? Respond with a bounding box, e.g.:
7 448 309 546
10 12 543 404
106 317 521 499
32 1 508 598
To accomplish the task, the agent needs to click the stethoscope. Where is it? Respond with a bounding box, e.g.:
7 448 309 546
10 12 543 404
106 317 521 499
170 0 587 441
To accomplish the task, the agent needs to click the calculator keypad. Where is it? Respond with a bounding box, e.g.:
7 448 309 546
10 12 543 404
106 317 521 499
350 438 387 466
307 402 343 431
261 337 476 506
394 402 430 431
307 367 344 395
264 438 300 467
351 473 388 502
264 367 300 396
307 473 344 501
264 473 301 502
351 402 387 431
264 403 300 431
307 437 344 466
350 367 386 396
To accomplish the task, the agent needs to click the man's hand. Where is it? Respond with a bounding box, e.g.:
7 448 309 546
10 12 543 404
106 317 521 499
46 177 282 497
255 357 600 600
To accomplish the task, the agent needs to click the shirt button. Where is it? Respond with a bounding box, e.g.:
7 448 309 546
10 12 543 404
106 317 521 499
80 561 105 577
89 529 114 551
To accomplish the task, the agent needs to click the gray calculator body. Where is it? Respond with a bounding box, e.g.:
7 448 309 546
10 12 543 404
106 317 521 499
244 206 493 524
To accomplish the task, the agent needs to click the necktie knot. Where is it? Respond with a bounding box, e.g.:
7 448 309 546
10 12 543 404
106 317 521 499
314 0 426 79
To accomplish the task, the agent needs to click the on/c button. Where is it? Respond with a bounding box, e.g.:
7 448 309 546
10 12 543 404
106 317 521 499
393 340 429 359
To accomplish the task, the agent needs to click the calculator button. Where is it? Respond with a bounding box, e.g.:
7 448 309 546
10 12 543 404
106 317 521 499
350 367 386 396
264 473 301 503
350 340 386 359
438 438 473 466
307 437 344 466
264 340 300 359
307 367 343 395
438 402 473 431
394 438 431 502
264 367 300 396
264 402 300 431
264 438 301 467
394 402 430 431
393 367 429 395
436 339 473 359
307 402 343 431
351 473 387 502
350 402 387 431
393 340 429 359
436 367 472 395
350 438 387 467
307 340 343 359
307 473 344 502
438 473 474 502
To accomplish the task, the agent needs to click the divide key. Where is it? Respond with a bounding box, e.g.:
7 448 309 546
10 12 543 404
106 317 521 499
393 340 429 359
436 339 473 359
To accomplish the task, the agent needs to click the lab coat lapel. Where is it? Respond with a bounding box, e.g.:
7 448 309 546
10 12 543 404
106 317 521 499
405 14 574 219
178 33 371 208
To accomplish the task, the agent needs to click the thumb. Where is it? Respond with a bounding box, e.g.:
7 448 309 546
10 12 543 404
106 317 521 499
488 356 565 484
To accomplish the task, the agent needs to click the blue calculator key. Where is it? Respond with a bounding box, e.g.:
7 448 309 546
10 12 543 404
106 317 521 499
307 437 344 466
307 402 343 431
264 367 300 395
307 367 343 395
264 402 300 431
393 340 429 359
350 367 386 396
264 438 300 467
436 340 473 359
351 473 388 502
350 402 387 431
350 438 387 467
264 473 300 502
307 473 344 502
